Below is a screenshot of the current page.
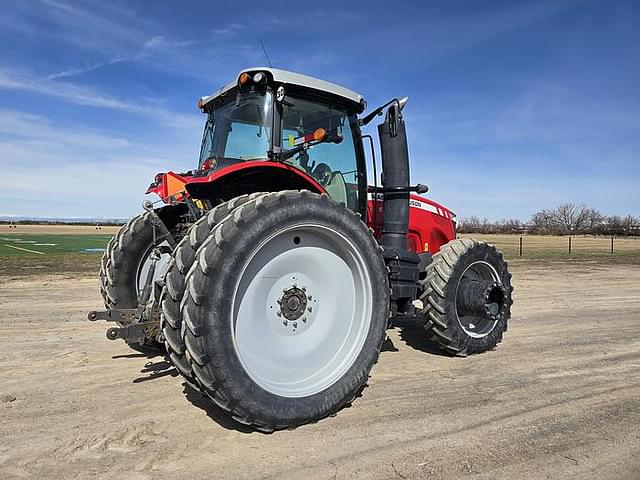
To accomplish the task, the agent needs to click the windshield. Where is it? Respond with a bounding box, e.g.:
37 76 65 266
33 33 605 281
282 97 360 210
198 91 273 167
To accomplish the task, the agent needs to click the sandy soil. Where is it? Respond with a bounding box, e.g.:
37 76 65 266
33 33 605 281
0 262 639 479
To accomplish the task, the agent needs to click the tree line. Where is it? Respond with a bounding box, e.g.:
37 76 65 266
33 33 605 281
458 203 640 236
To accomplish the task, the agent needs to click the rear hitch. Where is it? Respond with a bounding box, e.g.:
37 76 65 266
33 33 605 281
87 307 161 345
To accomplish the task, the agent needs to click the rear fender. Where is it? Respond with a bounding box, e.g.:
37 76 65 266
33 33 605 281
184 162 326 203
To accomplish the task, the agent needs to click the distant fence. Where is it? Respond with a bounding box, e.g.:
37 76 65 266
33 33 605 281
459 234 640 260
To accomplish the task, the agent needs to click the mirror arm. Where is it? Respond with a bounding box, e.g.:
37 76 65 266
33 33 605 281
359 97 408 126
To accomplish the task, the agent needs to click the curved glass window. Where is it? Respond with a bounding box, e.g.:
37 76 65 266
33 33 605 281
199 91 273 167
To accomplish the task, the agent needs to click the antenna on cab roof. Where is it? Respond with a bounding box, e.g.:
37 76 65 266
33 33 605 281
260 40 273 68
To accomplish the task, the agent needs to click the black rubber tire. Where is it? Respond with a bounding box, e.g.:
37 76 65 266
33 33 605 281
419 238 513 356
180 191 390 431
99 211 179 346
100 211 159 309
160 193 266 387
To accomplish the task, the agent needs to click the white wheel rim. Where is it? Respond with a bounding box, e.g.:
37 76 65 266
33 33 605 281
136 242 172 300
454 260 502 338
230 224 373 398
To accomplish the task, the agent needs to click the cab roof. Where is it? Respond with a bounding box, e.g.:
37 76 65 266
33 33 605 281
199 67 366 112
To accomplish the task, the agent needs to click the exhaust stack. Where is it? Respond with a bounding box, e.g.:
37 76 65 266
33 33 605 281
377 100 420 305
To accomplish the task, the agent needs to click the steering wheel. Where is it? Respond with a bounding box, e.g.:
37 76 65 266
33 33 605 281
311 163 332 186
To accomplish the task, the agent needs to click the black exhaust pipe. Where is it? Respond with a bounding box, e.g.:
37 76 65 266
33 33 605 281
378 103 410 252
378 102 420 304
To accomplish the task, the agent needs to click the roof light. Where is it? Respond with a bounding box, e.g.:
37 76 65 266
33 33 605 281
313 128 326 142
196 98 204 109
239 72 250 85
253 72 264 83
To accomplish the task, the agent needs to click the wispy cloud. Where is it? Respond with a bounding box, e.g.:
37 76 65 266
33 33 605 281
0 108 131 151
0 67 201 129
38 0 151 54
0 107 200 217
212 23 245 35
46 58 127 80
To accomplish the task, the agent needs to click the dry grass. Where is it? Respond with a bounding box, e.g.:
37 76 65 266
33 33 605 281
461 233 640 265
1 224 120 235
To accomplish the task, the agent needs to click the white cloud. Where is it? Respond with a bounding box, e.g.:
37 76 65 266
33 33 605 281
212 23 245 35
0 107 201 217
46 58 127 80
0 67 201 130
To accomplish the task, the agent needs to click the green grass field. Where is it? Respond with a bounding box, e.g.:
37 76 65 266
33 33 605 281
0 231 113 277
0 233 112 256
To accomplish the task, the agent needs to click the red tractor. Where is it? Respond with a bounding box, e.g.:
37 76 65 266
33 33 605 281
90 68 512 431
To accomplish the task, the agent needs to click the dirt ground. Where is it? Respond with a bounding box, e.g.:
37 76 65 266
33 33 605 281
1 260 639 479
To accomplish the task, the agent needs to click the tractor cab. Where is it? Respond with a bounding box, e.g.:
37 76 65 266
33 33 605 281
194 68 367 211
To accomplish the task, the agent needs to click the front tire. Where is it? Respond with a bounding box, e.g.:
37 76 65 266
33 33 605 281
419 238 513 356
181 191 390 431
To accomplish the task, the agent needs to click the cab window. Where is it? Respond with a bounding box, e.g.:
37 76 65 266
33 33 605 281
281 97 359 210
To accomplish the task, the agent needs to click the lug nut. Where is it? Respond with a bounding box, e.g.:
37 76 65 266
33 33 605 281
308 295 313 301
277 311 281 317
302 286 306 291
293 322 297 328
308 307 312 313
282 320 288 326
302 317 307 322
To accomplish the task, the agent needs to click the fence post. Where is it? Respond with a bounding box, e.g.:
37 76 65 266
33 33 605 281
519 236 523 256
611 235 614 254
568 236 572 254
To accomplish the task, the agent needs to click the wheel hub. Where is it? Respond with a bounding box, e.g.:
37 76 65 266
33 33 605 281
279 287 308 320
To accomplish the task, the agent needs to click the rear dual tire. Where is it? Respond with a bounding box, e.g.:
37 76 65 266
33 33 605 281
160 193 266 386
419 238 512 356
180 191 390 431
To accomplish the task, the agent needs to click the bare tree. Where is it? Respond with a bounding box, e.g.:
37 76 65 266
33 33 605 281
530 209 554 234
604 215 624 235
550 203 589 234
623 214 639 236
502 218 523 233
584 208 604 235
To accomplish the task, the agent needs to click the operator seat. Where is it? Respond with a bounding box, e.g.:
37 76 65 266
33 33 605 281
324 172 348 206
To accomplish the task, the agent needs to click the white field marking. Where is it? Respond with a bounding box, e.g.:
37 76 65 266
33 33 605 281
3 244 45 255
33 243 57 246
14 240 37 243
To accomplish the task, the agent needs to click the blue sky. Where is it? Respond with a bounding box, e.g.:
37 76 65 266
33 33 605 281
0 0 638 220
